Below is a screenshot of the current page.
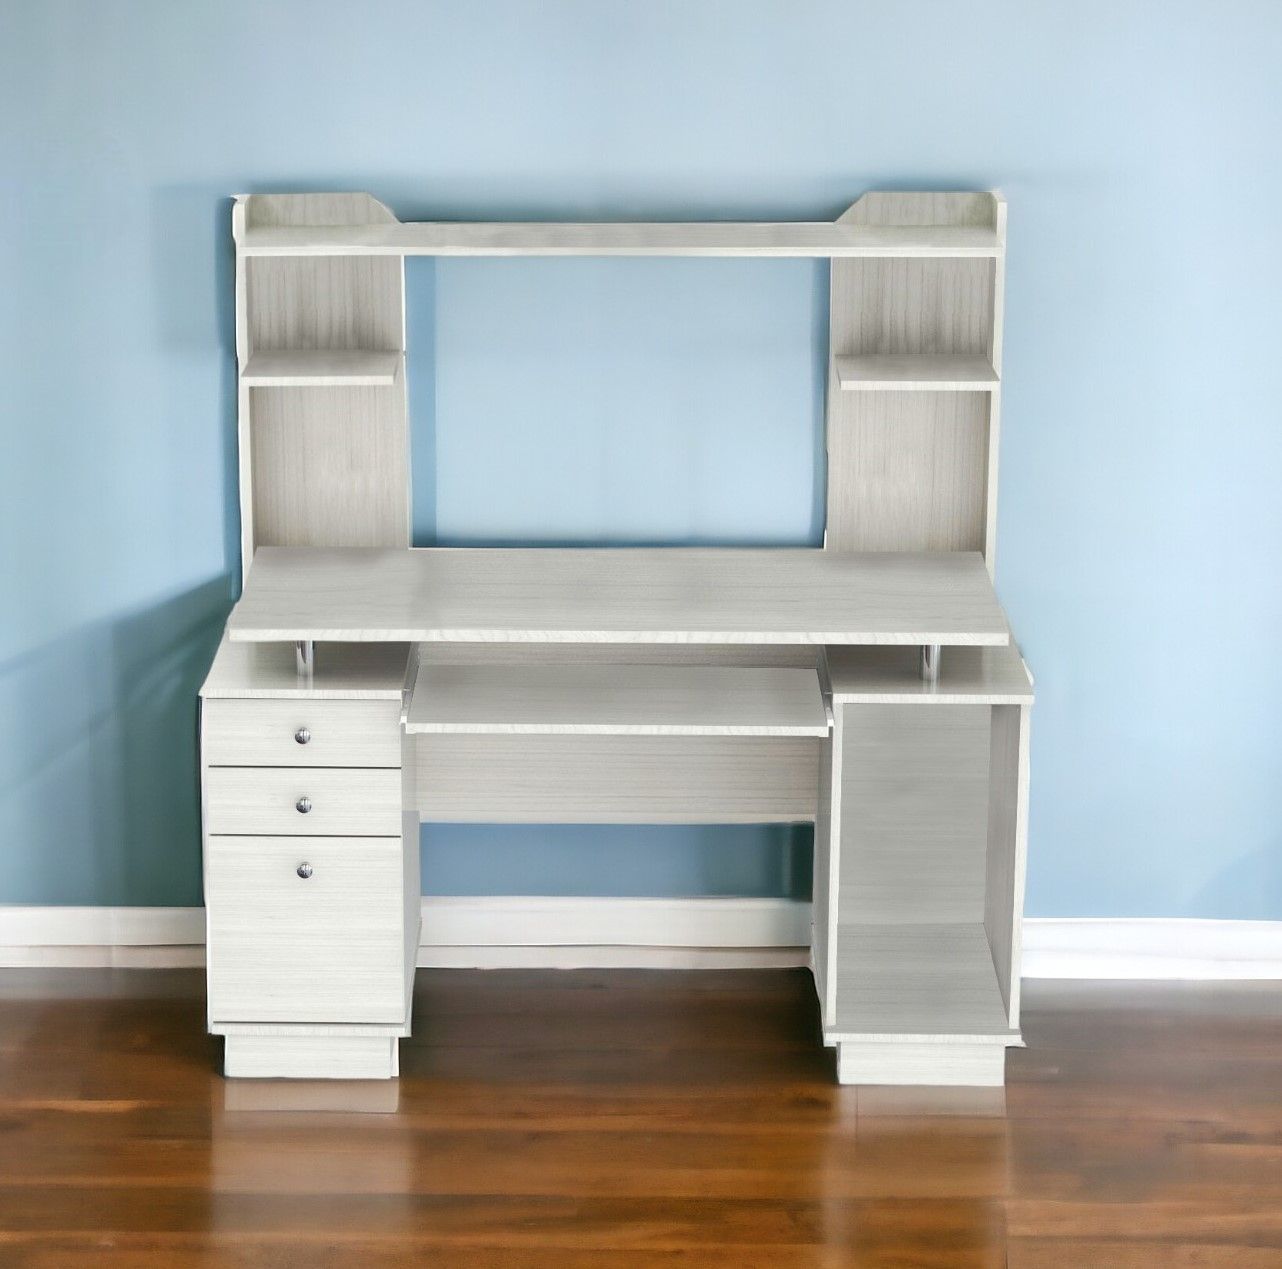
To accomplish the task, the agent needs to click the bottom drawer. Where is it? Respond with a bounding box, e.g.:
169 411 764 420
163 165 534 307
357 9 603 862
206 836 409 1025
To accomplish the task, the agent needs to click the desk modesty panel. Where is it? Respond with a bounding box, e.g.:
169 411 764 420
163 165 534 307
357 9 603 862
226 547 1012 646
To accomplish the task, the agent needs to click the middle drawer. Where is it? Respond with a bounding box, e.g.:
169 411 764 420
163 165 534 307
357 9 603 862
205 766 403 836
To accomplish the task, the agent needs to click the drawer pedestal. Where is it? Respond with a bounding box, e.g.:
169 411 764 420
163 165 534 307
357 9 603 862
200 642 416 1079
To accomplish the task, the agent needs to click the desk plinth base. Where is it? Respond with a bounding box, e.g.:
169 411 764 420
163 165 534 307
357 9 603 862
223 1034 400 1080
835 1040 1008 1087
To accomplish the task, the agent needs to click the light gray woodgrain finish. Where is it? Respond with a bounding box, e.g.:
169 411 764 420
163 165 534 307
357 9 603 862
204 189 1031 1086
838 705 990 924
825 192 1005 560
243 193 401 230
834 352 998 391
831 257 996 356
234 193 409 568
204 766 402 836
825 643 1033 704
200 639 411 700
239 220 1002 258
206 835 409 1024
415 642 820 668
227 547 1011 645
241 349 402 387
249 385 409 549
401 809 421 992
410 734 820 823
829 924 1016 1040
985 703 1032 1024
223 1033 399 1079
246 258 403 353
827 392 990 552
836 1039 1007 1086
404 664 828 736
810 714 840 1027
202 699 402 767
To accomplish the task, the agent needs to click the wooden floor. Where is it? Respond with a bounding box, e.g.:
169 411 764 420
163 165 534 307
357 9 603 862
1 971 1281 1266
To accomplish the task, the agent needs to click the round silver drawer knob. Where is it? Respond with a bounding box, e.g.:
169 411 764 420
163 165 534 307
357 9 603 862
295 796 312 814
296 862 313 880
294 727 311 745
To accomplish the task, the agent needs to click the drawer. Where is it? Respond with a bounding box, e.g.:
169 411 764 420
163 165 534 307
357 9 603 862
204 766 403 836
202 699 401 768
206 836 408 1023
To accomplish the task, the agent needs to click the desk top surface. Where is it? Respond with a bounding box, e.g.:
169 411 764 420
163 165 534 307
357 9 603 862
228 547 1010 647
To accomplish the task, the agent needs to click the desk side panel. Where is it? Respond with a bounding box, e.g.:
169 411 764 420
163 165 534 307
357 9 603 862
985 702 1032 1025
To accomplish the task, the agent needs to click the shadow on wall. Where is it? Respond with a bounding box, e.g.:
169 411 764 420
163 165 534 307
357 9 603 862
1186 844 1282 923
0 578 232 906
149 185 242 581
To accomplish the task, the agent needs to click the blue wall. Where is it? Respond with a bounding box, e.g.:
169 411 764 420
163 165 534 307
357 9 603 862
3 0 1280 916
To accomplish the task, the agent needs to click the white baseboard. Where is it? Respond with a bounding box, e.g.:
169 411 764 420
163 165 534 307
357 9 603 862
3 904 1281 979
1020 918 1282 980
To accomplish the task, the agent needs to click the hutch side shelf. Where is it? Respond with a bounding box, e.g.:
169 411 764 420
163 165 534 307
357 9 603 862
200 188 1031 1084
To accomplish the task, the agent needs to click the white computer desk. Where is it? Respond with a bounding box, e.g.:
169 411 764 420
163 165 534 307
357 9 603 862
200 543 1030 1085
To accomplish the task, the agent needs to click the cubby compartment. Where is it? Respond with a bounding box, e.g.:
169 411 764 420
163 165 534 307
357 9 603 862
813 644 1032 1083
234 196 410 560
824 194 1005 560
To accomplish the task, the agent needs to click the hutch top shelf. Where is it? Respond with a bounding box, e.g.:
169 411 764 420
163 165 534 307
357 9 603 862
237 220 1001 258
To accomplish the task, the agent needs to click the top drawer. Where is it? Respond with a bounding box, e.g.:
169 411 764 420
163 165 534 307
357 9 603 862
202 699 402 768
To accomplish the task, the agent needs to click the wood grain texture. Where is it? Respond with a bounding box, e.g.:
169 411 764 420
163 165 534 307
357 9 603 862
415 642 821 668
234 193 409 568
811 716 840 1027
248 385 410 549
410 734 820 823
826 392 990 552
831 257 996 357
834 352 998 391
223 1033 398 1079
239 219 1002 258
200 638 411 699
243 192 401 230
986 704 1032 1024
830 924 1016 1042
837 704 991 925
241 349 402 386
825 643 1033 704
227 547 1012 645
202 698 402 767
837 1040 1008 1086
825 192 1003 560
246 259 403 353
404 664 828 736
205 836 410 1025
203 766 402 836
5 972 1279 1266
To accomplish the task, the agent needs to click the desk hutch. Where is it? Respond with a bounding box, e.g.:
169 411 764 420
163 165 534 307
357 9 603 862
199 190 1032 1086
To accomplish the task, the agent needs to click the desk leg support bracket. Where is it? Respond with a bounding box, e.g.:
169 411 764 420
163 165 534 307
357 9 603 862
920 644 941 684
295 639 315 680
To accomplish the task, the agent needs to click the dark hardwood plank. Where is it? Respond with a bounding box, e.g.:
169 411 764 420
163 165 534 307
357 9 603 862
0 970 1279 1265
